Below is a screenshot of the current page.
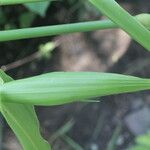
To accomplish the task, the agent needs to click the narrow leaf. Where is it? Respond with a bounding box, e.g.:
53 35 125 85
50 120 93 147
0 70 51 150
1 72 150 106
89 0 150 50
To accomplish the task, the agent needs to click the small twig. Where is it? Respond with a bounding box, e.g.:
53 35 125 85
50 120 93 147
1 52 39 72
1 40 59 72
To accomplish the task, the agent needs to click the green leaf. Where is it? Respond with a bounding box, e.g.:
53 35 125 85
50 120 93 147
129 133 150 150
136 134 150 147
24 1 51 17
2 72 150 106
89 0 150 50
0 70 51 150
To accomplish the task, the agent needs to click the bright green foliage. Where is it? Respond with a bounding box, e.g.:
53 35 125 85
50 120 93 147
1 71 150 149
0 70 51 150
89 0 150 50
0 0 150 150
129 133 150 150
1 72 150 106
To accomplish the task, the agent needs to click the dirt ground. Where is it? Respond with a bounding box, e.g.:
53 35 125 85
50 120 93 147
0 1 150 150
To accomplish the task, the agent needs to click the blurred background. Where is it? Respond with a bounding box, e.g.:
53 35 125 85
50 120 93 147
0 0 150 150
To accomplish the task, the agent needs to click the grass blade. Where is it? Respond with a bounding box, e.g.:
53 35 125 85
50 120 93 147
106 123 122 150
89 0 150 50
62 135 84 150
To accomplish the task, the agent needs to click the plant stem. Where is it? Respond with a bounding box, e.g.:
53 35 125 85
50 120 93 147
0 0 49 5
89 0 150 50
0 14 149 42
0 20 117 42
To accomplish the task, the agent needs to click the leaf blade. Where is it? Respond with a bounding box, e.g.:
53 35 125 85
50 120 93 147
89 0 150 50
0 70 51 150
2 72 150 106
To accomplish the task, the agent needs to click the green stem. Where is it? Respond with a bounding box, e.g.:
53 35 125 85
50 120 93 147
0 14 149 42
89 0 150 50
0 0 49 5
0 20 116 42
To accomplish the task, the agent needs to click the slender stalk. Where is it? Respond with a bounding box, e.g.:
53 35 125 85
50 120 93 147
0 20 117 42
89 0 150 50
0 0 49 5
0 14 149 42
